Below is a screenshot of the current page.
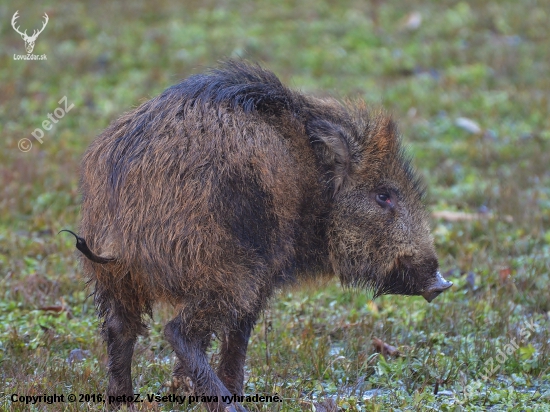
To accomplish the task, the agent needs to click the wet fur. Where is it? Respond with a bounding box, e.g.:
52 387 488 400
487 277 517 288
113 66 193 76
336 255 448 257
76 60 438 411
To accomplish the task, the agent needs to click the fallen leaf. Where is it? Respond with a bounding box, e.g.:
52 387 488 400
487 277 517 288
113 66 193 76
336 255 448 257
372 337 400 357
38 304 73 319
455 117 482 134
432 210 513 223
67 348 91 365
38 306 64 313
38 297 73 318
432 211 483 221
400 11 422 31
499 267 511 282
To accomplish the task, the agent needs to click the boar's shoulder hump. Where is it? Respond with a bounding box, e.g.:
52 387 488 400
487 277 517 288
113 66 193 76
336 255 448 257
162 60 303 117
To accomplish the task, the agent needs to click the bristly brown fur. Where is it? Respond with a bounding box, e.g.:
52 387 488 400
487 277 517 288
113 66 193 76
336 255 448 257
75 60 441 411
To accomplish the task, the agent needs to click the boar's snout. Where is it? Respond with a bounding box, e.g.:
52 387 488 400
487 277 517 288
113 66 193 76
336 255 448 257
421 271 453 302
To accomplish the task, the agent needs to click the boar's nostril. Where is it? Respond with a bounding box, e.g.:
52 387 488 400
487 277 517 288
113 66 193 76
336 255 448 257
422 271 453 303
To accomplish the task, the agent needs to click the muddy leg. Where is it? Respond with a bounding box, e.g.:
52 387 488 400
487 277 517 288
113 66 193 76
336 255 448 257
217 317 254 397
104 302 145 410
172 335 211 394
164 317 246 412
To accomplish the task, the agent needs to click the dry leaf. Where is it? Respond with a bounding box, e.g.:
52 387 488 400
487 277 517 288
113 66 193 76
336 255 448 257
432 210 513 223
372 337 400 357
455 117 482 134
432 211 484 221
400 12 422 31
38 305 65 313
38 298 73 319
67 348 91 365
499 267 511 282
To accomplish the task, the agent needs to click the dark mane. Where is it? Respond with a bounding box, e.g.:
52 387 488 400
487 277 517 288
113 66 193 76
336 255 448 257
165 60 302 116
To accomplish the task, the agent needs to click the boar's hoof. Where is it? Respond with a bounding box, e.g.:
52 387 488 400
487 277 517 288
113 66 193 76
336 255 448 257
422 271 453 302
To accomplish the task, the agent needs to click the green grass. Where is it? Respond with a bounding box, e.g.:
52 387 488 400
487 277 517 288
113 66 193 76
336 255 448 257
1 0 549 410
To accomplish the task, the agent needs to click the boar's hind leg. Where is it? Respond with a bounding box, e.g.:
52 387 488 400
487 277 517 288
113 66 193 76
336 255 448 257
104 300 146 410
164 317 246 412
217 316 255 397
172 334 211 392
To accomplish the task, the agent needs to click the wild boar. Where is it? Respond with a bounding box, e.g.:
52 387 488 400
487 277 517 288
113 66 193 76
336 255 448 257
63 60 452 411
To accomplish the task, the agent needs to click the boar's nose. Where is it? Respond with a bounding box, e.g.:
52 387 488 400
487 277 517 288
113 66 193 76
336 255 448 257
422 271 453 303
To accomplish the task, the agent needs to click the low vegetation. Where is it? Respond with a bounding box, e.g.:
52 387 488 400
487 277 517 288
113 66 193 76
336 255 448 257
1 0 549 410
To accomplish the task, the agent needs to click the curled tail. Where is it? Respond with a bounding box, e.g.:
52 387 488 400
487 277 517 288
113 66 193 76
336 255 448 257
59 229 116 264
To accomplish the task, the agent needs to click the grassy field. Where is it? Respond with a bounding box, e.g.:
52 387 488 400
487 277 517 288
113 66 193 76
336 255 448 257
1 0 549 410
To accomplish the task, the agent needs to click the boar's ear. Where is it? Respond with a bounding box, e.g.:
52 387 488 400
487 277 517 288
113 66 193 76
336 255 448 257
306 119 351 196
368 117 398 161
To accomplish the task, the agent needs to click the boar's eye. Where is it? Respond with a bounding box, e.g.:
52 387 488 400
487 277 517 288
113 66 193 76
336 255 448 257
376 193 393 208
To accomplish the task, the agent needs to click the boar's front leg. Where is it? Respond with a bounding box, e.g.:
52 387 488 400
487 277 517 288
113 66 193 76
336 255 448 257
164 317 245 412
217 316 255 397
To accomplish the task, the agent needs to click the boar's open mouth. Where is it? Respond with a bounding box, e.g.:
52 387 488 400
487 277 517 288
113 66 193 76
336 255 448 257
373 268 452 302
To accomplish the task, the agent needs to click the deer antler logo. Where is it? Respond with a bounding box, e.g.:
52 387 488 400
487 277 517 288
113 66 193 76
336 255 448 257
11 10 49 54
